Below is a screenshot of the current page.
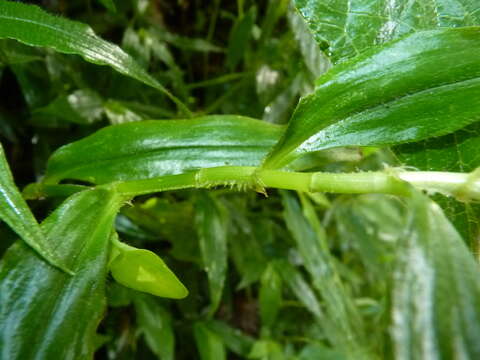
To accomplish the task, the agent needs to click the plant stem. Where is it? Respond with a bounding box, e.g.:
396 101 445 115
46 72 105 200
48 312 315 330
107 166 480 201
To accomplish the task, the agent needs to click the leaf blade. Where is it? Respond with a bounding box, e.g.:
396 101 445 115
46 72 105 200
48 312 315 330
0 143 70 273
392 190 480 359
263 27 480 168
0 188 122 359
195 192 228 316
45 115 284 184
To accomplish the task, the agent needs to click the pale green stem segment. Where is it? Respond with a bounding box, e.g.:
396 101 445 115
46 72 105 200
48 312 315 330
101 166 480 201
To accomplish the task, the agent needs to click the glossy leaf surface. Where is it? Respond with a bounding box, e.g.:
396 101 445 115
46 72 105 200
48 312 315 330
263 27 480 169
45 115 283 184
392 191 480 359
0 143 69 273
0 1 187 112
109 236 188 299
195 192 228 316
293 0 480 64
0 188 122 359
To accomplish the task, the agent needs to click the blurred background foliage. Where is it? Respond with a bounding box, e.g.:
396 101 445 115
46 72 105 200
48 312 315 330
0 0 440 359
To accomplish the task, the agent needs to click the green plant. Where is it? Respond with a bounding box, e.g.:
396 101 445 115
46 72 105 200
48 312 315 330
0 0 479 359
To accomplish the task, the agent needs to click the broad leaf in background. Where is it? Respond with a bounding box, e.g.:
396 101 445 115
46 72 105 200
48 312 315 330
0 1 189 114
195 192 228 316
133 294 175 360
45 115 283 184
392 190 480 359
0 188 122 359
263 27 480 169
293 0 480 64
194 322 226 360
282 191 367 358
396 123 480 245
0 143 69 273
109 235 188 299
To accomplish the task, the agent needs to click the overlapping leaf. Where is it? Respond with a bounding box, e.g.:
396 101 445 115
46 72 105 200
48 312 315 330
0 188 122 359
44 115 283 184
263 27 480 168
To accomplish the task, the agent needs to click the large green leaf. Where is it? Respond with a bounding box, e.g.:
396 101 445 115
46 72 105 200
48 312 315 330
392 190 480 359
195 192 228 316
293 0 480 64
0 1 188 114
0 188 123 359
263 27 480 169
0 143 69 273
44 115 283 184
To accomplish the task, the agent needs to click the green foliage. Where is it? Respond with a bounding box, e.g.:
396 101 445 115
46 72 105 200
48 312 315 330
0 0 479 359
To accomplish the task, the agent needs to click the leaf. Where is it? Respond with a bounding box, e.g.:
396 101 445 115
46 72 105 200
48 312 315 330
281 191 367 355
0 143 70 273
133 294 175 360
109 235 188 299
205 320 254 357
0 1 189 114
293 0 480 64
259 263 282 328
263 27 480 169
98 0 116 12
273 259 323 320
34 89 104 125
392 190 480 359
194 322 226 360
0 188 122 359
287 6 331 78
227 7 256 69
45 115 283 184
395 123 480 246
195 192 228 315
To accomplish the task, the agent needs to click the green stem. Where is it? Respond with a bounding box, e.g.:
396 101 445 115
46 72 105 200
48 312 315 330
105 166 480 201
